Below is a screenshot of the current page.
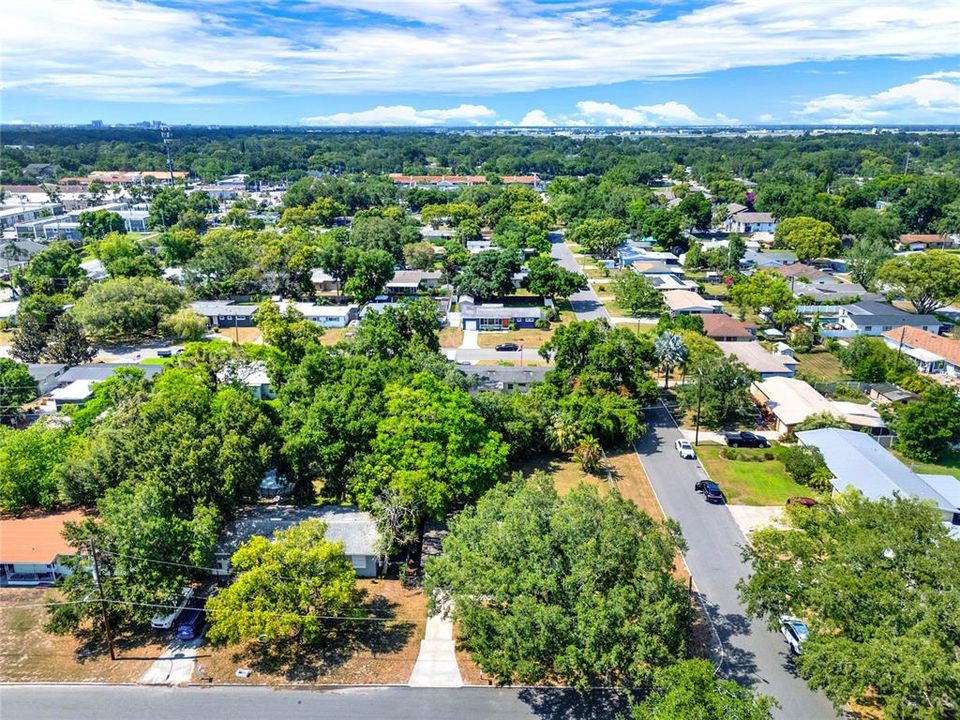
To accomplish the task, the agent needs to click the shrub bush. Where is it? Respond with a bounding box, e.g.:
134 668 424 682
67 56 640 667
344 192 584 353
780 445 832 490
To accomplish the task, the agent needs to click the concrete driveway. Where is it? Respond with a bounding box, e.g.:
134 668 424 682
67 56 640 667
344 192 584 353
635 404 836 720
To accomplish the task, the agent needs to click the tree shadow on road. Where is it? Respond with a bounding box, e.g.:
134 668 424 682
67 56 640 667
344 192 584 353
698 596 759 687
518 688 634 720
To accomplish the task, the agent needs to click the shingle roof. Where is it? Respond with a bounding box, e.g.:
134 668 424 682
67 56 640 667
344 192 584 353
882 326 960 367
1 510 87 563
701 314 757 339
663 290 720 312
216 505 380 558
717 341 796 374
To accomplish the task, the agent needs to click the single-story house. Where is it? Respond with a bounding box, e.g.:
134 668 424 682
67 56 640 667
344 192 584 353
43 363 165 410
647 274 700 291
741 249 797 269
836 301 941 337
896 234 954 251
868 382 918 405
0 300 20 323
773 263 833 284
751 376 886 434
797 428 960 531
281 302 358 328
459 297 548 331
458 365 552 393
310 268 339 293
619 245 681 268
1 509 85 586
663 290 723 316
385 270 442 295
218 361 274 400
191 300 260 328
718 341 798 379
701 314 757 342
26 363 68 395
213 505 382 578
881 326 960 378
725 210 777 234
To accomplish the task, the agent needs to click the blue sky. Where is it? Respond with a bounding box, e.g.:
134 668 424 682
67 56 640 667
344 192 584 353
4 0 960 126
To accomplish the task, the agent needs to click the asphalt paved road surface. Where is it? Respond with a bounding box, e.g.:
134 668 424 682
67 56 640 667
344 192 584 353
635 405 836 720
549 232 609 321
0 685 629 720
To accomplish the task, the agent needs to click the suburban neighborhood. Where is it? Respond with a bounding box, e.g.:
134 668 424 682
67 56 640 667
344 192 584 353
3 6 960 717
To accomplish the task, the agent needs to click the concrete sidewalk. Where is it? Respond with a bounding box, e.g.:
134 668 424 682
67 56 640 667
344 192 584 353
408 607 463 688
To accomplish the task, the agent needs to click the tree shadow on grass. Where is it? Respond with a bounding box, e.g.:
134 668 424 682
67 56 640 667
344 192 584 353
240 595 417 683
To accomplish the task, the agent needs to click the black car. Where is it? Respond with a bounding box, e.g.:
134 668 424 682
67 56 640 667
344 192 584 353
694 480 725 504
722 431 769 448
495 342 520 352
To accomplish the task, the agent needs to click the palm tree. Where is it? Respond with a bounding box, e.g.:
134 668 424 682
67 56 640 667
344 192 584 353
547 415 579 453
572 436 603 474
654 331 688 390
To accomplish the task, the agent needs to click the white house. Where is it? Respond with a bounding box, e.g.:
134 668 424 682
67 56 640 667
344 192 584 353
663 290 723 316
881 326 960 378
836 301 941 337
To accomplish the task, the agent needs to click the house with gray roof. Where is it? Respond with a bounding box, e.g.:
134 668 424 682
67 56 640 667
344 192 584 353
386 269 443 295
191 300 260 328
797 428 960 534
836 301 941 337
458 364 551 392
213 505 382 578
459 296 549 331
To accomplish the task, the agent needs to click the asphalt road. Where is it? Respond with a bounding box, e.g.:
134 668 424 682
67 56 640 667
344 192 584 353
548 232 609 321
0 685 629 720
634 405 836 720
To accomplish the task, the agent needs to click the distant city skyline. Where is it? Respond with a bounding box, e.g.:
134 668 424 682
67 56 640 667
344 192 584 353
4 1 960 127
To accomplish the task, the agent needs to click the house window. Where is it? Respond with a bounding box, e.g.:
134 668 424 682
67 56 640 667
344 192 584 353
351 556 367 569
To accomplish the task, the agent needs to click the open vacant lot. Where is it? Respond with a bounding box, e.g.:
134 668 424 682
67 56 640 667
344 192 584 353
438 326 463 348
794 350 849 383
214 326 263 345
695 443 810 506
477 328 554 349
0 588 166 683
194 579 425 686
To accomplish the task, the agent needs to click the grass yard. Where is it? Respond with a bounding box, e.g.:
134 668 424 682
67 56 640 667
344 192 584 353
892 450 960 481
554 300 577 324
0 330 13 346
518 453 607 496
438 326 464 348
695 443 809 506
195 579 425 686
0 588 166 683
477 328 554 349
214 326 263 345
794 350 849 383
319 328 352 346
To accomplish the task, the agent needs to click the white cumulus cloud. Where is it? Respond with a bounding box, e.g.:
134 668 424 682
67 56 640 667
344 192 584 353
797 75 960 123
518 109 556 126
573 100 736 126
300 103 496 126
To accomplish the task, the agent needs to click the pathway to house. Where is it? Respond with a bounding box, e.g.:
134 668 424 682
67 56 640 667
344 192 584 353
408 602 463 688
458 329 480 350
139 637 203 685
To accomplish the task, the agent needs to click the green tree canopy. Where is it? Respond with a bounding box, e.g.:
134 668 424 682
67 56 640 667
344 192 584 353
72 276 184 341
738 492 960 718
875 251 960 315
78 209 125 240
454 249 521 301
0 422 69 512
729 270 796 318
567 218 625 259
525 254 585 300
206 518 363 647
632 659 776 720
679 354 756 430
0 357 38 424
774 216 841 262
893 384 960 462
612 271 666 317
425 475 690 688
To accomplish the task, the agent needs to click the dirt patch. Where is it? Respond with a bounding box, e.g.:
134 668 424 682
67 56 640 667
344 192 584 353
477 329 554 350
214 327 262 345
194 579 425 686
0 588 167 682
605 448 664 521
518 453 607 496
318 328 352 347
439 327 463 349
453 621 488 686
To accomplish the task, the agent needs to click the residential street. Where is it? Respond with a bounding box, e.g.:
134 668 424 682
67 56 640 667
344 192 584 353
548 232 609 321
0 685 628 720
634 405 837 719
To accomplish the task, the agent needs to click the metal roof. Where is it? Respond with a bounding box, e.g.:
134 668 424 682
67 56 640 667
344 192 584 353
796 428 957 514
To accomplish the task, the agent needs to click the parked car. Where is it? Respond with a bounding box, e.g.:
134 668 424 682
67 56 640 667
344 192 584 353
150 587 194 630
786 496 818 508
495 342 520 352
694 480 725 504
722 431 769 448
175 598 207 641
675 439 696 459
780 616 809 655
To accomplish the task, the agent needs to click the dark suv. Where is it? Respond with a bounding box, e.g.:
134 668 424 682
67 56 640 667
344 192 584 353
694 480 725 504
722 431 769 448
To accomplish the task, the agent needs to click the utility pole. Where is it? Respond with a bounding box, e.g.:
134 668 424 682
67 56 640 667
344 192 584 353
88 538 116 661
694 368 704 446
894 326 906 376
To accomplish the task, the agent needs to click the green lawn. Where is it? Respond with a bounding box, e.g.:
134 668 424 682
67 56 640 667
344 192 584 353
794 351 849 383
696 443 810 506
892 450 960 481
